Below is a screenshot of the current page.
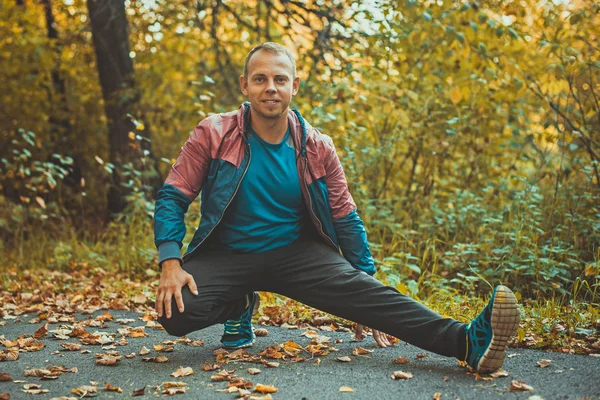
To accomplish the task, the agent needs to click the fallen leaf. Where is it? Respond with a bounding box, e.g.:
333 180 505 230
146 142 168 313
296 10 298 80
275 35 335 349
0 350 19 361
186 339 204 347
96 356 120 366
416 353 428 360
262 361 279 368
163 387 187 395
537 359 552 368
23 384 41 390
22 389 48 395
248 368 261 375
132 387 145 396
254 328 269 337
202 363 221 371
104 382 123 393
393 356 410 364
162 382 186 388
60 343 82 351
352 347 373 356
0 373 12 382
139 346 150 355
507 353 521 358
433 393 441 400
254 384 278 394
0 393 8 400
509 380 534 392
71 385 99 397
171 366 194 377
490 369 509 378
33 323 48 339
392 371 413 380
336 356 352 362
339 386 355 392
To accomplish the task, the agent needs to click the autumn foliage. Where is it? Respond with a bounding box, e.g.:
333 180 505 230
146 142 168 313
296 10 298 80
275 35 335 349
0 0 598 303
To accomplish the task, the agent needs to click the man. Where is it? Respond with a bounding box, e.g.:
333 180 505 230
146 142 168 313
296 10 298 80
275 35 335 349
153 42 520 373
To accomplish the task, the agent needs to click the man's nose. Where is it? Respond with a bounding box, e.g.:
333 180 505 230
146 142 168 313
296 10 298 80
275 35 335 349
265 79 276 93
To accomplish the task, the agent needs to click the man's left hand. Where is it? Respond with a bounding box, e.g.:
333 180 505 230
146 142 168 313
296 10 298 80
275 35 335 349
353 324 395 348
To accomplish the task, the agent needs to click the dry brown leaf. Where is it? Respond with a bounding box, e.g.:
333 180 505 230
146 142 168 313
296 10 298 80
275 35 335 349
248 368 261 375
104 382 123 393
490 369 509 378
254 328 269 337
228 379 253 389
537 359 552 368
254 384 278 394
0 373 12 382
416 353 428 360
33 323 48 339
509 380 534 392
23 384 41 390
393 356 410 364
186 339 204 347
139 346 150 355
23 389 48 395
132 387 145 396
202 363 221 371
336 356 352 362
60 343 81 351
163 387 187 395
171 366 194 377
262 361 280 368
0 393 9 400
282 340 303 357
433 393 441 400
352 347 373 356
71 385 99 397
391 371 413 380
339 386 355 392
0 350 19 361
96 356 120 366
162 382 186 389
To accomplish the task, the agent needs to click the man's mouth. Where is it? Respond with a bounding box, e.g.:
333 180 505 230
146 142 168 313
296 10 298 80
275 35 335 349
262 100 280 105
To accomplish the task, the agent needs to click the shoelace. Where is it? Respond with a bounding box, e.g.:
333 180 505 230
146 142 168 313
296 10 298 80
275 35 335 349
224 320 241 335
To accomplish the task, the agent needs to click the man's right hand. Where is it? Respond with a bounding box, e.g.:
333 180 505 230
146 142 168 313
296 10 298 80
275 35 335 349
156 260 198 319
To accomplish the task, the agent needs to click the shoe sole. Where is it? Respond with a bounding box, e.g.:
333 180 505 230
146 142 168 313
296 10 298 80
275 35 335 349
477 285 520 373
222 293 261 350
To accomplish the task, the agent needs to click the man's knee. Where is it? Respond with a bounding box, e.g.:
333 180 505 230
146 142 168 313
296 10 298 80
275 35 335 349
158 302 214 337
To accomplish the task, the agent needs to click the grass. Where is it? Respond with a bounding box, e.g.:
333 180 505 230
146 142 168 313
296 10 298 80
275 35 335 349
1 216 598 355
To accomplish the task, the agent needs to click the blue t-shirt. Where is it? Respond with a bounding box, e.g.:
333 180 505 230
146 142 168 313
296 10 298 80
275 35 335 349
216 127 307 253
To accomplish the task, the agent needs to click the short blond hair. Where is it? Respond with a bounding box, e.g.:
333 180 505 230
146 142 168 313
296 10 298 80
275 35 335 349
243 42 297 78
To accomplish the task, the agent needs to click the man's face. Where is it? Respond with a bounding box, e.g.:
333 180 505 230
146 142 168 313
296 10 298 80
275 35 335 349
240 50 300 121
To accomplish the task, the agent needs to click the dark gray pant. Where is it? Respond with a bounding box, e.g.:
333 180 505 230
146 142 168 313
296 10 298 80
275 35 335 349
159 238 467 359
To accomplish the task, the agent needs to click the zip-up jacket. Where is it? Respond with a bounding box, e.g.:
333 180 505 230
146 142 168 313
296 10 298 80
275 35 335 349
154 103 376 275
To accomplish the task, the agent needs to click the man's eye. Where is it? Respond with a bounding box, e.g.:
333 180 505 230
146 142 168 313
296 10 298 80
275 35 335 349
255 77 264 83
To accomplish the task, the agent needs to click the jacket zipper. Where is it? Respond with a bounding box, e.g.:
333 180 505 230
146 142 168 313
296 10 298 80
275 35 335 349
302 156 337 248
183 143 252 260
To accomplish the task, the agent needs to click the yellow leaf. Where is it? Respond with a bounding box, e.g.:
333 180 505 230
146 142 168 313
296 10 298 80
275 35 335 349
35 197 46 209
339 386 355 392
135 123 145 131
450 86 463 104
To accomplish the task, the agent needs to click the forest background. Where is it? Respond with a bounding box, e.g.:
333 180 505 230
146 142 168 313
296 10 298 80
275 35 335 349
1 0 599 353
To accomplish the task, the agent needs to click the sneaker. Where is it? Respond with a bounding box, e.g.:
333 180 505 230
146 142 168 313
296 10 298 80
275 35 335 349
464 285 520 373
220 292 261 349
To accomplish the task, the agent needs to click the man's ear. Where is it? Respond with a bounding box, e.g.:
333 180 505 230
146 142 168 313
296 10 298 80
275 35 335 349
292 76 300 96
240 75 248 96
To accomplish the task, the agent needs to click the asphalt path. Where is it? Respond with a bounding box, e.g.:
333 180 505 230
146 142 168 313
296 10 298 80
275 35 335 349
0 311 598 399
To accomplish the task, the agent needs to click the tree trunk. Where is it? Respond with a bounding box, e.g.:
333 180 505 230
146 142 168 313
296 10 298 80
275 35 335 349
87 0 140 215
